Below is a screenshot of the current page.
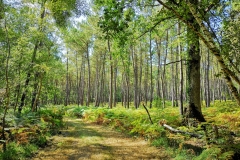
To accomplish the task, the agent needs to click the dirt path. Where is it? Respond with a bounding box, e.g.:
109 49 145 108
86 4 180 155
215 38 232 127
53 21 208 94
32 118 171 160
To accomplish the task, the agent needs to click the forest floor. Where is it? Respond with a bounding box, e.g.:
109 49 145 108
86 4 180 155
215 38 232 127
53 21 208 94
31 118 172 160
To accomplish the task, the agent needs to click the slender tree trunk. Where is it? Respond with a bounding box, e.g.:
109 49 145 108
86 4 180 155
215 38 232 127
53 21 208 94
132 45 139 109
18 2 45 114
80 54 85 106
113 66 117 107
100 52 106 106
32 73 44 112
31 72 39 110
175 48 179 107
161 30 169 109
149 31 153 108
171 43 175 107
75 52 80 106
94 53 100 107
65 51 69 106
156 38 162 107
139 43 143 108
2 18 11 152
179 37 184 115
108 38 113 109
86 43 91 106
205 49 210 107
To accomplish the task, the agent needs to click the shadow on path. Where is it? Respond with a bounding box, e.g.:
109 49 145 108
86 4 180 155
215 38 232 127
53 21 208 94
32 118 171 160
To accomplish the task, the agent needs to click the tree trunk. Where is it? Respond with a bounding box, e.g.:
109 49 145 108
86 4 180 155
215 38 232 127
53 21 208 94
132 45 139 109
178 22 184 115
86 43 91 106
32 73 44 112
149 31 153 108
65 51 69 106
113 66 117 107
205 49 210 107
161 30 168 109
108 38 113 109
185 0 205 122
18 2 45 114
76 52 80 106
2 18 11 152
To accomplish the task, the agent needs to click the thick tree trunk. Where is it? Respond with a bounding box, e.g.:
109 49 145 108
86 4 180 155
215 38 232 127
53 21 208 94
185 0 205 122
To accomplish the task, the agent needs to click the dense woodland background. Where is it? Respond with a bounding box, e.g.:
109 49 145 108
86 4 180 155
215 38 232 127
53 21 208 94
0 0 240 159
0 0 240 112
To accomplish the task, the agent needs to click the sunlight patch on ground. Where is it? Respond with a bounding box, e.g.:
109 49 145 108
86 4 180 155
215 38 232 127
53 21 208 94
32 118 171 160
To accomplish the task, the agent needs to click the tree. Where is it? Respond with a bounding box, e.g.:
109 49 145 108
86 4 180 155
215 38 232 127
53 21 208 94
157 0 240 105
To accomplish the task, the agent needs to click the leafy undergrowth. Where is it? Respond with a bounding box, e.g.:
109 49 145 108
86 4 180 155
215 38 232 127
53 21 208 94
0 105 65 160
67 101 240 160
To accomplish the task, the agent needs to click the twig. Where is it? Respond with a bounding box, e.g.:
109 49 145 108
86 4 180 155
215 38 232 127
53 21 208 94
142 103 153 124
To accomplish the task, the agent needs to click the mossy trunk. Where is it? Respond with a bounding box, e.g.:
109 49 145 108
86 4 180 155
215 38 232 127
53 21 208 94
185 0 205 122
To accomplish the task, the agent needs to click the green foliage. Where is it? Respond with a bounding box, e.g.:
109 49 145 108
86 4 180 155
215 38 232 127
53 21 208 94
152 137 169 148
0 142 38 160
0 105 65 158
38 106 65 131
194 147 234 160
70 105 179 142
66 106 88 118
203 101 240 132
50 0 89 27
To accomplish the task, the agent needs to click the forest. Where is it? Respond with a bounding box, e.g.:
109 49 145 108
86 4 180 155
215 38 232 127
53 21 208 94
0 0 240 159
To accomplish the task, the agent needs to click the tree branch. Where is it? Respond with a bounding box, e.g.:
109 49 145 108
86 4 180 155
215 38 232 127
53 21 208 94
137 15 174 39
159 120 203 138
165 59 188 66
142 103 153 125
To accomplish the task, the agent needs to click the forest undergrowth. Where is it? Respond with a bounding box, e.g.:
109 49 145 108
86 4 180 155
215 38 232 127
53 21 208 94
66 100 240 160
0 101 240 159
0 106 65 159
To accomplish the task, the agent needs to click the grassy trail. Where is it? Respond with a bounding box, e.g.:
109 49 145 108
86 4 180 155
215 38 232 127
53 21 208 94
32 118 171 160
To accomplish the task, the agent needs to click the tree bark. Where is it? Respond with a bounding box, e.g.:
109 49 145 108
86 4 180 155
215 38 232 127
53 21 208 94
86 43 91 106
149 31 153 108
178 22 184 115
161 30 168 109
108 38 113 109
185 0 205 121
